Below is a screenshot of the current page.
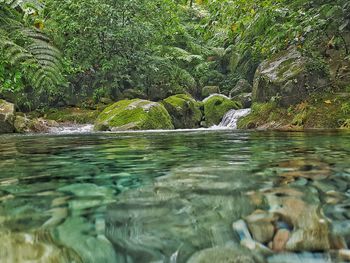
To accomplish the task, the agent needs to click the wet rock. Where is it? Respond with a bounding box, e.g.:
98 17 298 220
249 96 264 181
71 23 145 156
53 217 118 263
0 99 15 134
106 165 256 262
277 159 331 181
337 249 350 261
229 79 252 98
272 229 290 252
0 229 82 262
268 252 332 263
265 187 332 252
187 246 256 263
232 93 252 108
232 220 272 255
252 47 329 106
246 210 276 244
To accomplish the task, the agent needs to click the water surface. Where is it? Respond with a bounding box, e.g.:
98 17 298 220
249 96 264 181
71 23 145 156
0 130 350 262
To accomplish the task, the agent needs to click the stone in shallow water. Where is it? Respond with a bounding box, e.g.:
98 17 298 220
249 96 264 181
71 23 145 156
267 252 332 263
246 210 276 244
272 229 290 252
0 229 81 263
106 166 256 262
187 246 256 263
52 217 118 263
265 187 331 252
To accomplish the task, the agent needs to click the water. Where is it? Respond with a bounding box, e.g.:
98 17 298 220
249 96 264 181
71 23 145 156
48 124 94 134
217 108 252 129
0 130 350 262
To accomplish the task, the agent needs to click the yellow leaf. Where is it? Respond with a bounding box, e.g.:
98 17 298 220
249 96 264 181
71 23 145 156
324 100 332 104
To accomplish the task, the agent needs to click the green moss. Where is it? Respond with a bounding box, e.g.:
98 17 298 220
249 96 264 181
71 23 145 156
203 95 241 126
95 99 174 131
44 107 101 124
237 102 285 129
162 94 202 129
238 93 350 129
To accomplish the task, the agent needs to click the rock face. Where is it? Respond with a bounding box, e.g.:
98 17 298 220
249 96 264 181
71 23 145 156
202 86 220 98
232 93 252 108
252 47 329 106
94 99 174 131
203 95 241 126
162 94 202 129
0 99 15 134
229 79 252 98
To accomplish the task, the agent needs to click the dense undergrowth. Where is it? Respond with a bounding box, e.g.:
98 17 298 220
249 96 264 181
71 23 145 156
0 0 349 129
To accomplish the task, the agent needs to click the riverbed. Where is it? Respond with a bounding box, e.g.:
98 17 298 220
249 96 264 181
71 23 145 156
0 130 349 262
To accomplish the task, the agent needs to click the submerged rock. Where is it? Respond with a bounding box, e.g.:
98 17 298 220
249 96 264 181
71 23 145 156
162 94 203 129
245 210 276 244
105 164 256 262
0 99 15 134
252 47 329 106
187 246 256 263
0 229 82 263
203 95 241 126
94 99 174 131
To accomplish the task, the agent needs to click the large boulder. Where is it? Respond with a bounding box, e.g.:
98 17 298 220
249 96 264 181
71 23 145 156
203 95 241 127
229 79 252 98
94 99 174 131
0 99 15 134
232 93 252 108
202 86 220 98
14 115 58 133
252 47 329 106
162 94 202 129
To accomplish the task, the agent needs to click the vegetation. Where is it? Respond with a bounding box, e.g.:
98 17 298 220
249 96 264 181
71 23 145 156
0 0 349 129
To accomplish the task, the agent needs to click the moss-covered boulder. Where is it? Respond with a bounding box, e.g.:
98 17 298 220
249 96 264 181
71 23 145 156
0 99 15 134
229 79 252 98
14 115 58 133
94 99 174 131
252 47 329 106
201 86 220 98
232 92 252 108
203 95 241 127
162 94 202 129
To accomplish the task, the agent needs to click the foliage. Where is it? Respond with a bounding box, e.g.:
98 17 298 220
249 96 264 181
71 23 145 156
0 0 66 110
0 0 349 111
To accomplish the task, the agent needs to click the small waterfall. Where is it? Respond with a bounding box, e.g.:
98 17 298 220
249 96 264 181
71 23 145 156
217 108 251 129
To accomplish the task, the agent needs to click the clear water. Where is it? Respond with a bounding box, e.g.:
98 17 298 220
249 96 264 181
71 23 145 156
0 130 350 262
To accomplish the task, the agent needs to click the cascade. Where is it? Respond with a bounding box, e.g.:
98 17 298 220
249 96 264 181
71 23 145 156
217 108 251 129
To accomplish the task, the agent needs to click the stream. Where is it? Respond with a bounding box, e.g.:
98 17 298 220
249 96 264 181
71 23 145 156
0 130 350 262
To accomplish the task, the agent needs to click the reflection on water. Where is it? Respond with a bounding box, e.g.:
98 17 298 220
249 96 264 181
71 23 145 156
0 130 349 262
